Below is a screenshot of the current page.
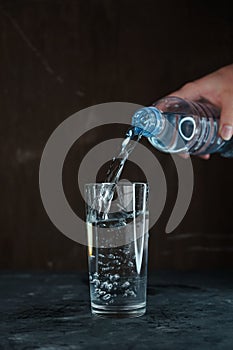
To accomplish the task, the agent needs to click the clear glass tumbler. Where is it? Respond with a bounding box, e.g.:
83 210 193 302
85 182 149 318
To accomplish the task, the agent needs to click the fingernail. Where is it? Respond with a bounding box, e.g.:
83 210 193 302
220 124 233 140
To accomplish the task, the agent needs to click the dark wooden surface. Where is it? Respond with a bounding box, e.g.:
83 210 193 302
1 270 233 349
0 0 233 270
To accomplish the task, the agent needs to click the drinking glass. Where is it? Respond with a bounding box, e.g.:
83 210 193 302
85 182 149 318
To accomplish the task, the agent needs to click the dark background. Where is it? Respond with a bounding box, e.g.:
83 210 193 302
0 0 233 271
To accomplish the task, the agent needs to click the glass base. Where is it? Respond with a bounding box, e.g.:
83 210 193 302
91 302 146 318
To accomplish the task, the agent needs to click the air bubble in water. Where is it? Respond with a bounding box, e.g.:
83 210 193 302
108 254 115 259
109 274 120 282
107 283 113 291
102 293 111 301
113 259 121 266
92 279 100 287
122 281 130 289
102 267 112 272
99 290 106 296
128 290 136 297
124 289 136 297
100 281 112 291
112 282 118 290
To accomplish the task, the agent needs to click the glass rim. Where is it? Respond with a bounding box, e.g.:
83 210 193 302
85 182 148 187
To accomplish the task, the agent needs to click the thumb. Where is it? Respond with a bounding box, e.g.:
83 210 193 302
219 98 233 141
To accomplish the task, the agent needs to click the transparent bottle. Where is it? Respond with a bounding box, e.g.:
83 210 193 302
132 96 233 157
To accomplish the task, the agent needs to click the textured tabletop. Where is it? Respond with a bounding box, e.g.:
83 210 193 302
1 270 233 350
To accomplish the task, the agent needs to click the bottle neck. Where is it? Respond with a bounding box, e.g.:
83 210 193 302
131 106 164 137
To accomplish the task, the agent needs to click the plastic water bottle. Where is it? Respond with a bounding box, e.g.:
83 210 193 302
132 96 233 157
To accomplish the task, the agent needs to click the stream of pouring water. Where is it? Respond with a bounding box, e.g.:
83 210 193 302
105 128 142 183
90 127 146 275
94 127 143 217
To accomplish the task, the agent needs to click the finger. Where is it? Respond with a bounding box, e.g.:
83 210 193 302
219 98 233 140
168 81 203 101
179 153 210 160
199 154 210 160
167 69 222 104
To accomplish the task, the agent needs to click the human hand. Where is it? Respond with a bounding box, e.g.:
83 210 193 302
168 64 233 159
